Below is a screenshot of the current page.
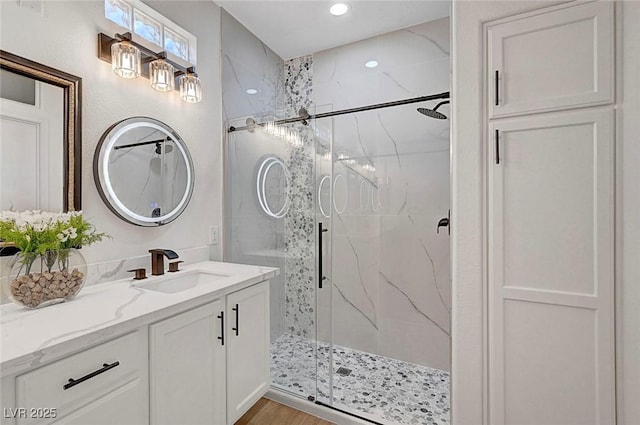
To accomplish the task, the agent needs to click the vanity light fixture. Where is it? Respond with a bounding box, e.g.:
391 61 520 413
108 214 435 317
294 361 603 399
178 68 202 103
111 34 141 79
329 2 349 16
365 60 378 68
150 53 175 92
98 32 202 103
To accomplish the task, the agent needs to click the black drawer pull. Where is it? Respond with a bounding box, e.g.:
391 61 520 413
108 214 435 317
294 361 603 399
217 311 225 345
63 361 120 390
232 304 239 336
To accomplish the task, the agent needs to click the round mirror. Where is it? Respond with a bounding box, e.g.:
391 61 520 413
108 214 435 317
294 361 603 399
94 117 194 226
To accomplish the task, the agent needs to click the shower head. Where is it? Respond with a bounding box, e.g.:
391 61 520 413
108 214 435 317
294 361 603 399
155 142 173 154
417 100 449 120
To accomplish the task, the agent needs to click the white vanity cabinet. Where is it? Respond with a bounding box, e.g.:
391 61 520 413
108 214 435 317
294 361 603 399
149 299 226 425
1 273 273 425
148 281 270 425
225 281 270 424
2 330 149 425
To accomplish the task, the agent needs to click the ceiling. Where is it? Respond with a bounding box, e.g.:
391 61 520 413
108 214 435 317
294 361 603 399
215 1 450 59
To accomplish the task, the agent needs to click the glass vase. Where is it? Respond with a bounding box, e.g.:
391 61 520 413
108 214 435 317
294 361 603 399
6 249 87 309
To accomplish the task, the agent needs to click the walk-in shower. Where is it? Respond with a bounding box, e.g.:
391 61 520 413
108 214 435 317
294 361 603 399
225 94 451 425
222 11 451 424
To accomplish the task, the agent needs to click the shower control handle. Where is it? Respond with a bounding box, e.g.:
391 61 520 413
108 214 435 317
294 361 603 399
437 210 451 235
318 223 328 289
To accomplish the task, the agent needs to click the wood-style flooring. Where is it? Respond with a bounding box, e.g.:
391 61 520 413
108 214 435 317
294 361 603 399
236 398 334 425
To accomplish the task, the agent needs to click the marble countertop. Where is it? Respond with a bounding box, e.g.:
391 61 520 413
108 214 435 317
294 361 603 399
0 261 278 378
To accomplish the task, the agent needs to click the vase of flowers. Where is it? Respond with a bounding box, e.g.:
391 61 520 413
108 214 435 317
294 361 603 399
0 210 108 309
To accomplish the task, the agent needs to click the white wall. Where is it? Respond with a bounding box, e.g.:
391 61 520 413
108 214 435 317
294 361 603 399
0 1 223 271
451 1 639 423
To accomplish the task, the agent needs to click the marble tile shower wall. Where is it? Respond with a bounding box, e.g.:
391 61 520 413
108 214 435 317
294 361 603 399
221 9 284 122
313 18 451 371
221 10 288 341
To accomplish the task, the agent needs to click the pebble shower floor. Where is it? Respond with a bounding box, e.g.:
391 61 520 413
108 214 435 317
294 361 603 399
271 333 450 425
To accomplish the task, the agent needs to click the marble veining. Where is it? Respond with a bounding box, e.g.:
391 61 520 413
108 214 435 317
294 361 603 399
271 333 450 425
377 113 402 168
333 281 378 330
379 272 448 336
1 261 278 377
345 235 378 326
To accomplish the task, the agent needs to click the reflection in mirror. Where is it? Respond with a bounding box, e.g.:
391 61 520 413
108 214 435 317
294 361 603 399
0 50 82 255
1 69 64 211
94 117 194 226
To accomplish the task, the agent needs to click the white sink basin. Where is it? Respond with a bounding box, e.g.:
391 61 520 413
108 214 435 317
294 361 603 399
137 271 230 293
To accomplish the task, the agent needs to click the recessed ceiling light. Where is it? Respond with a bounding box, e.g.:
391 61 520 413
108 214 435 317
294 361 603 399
246 88 258 95
329 3 349 16
365 60 378 68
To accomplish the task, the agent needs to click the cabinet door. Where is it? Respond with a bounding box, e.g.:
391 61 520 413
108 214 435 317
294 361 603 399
488 109 615 424
226 281 270 424
488 1 613 118
150 300 226 425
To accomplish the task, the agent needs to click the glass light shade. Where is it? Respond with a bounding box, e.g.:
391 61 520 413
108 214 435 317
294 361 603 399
150 59 175 92
178 73 202 103
111 41 141 79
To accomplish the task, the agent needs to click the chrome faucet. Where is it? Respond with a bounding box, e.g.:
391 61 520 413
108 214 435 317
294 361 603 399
149 249 179 275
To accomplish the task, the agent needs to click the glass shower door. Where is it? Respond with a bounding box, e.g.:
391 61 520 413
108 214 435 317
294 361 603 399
316 103 452 424
225 108 322 402
312 112 333 406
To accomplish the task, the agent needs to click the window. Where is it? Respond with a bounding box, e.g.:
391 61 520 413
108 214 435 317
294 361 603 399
133 9 162 47
164 27 188 61
105 0 196 64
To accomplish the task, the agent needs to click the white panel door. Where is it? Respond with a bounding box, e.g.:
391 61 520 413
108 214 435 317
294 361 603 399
488 1 614 118
226 281 270 424
0 82 63 211
150 300 226 425
488 108 615 425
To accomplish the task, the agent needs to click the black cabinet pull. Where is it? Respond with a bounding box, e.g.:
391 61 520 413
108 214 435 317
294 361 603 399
63 361 120 390
495 129 500 164
217 311 224 346
232 304 239 336
318 222 328 289
495 70 500 106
